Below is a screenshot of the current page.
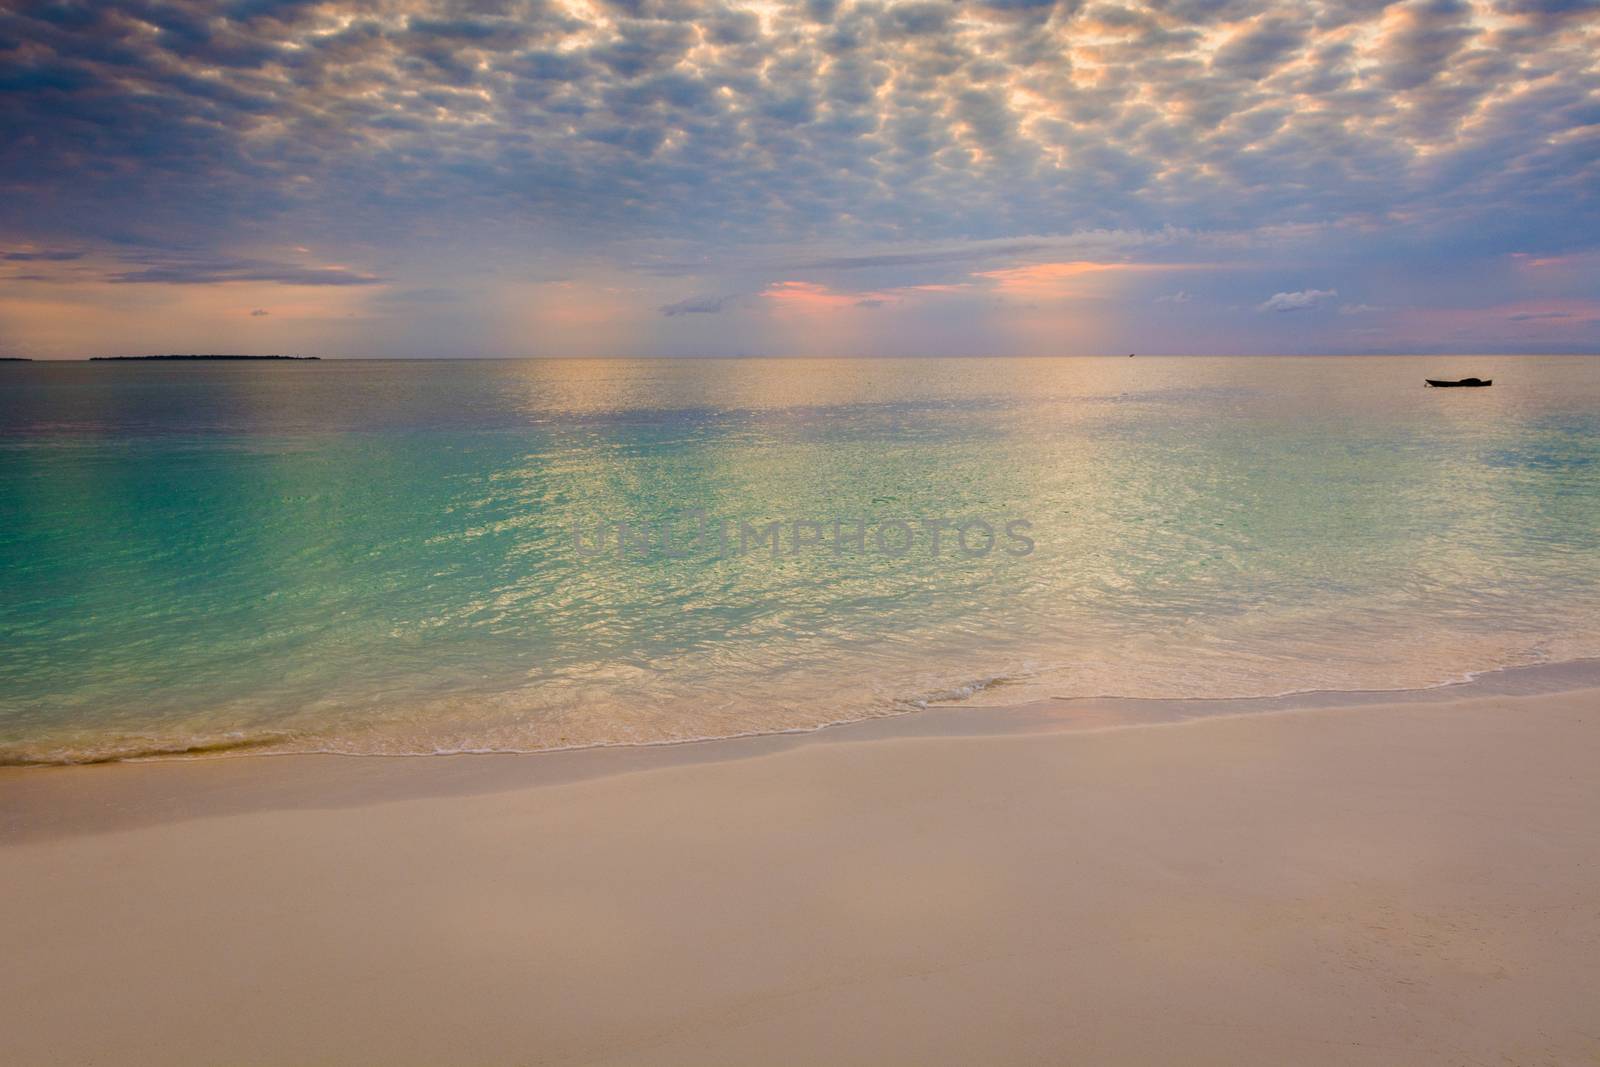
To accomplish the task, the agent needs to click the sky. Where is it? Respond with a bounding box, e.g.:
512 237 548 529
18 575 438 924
0 0 1596 358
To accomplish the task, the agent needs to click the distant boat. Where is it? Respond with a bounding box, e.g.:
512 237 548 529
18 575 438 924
1426 377 1491 387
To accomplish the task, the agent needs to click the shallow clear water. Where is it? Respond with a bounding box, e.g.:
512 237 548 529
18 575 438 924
2 356 1598 763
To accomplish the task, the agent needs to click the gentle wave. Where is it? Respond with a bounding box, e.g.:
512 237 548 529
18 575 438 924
8 656 1600 767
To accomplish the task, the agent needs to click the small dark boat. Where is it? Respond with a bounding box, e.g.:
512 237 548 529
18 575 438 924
1426 377 1492 387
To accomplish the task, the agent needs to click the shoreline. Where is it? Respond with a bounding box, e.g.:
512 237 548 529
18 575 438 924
4 659 1599 841
3 683 1597 1064
7 654 1600 775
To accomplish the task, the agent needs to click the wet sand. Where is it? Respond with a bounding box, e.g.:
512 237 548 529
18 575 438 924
3 687 1598 1065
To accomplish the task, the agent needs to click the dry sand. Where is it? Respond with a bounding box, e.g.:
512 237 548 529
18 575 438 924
2 689 1598 1065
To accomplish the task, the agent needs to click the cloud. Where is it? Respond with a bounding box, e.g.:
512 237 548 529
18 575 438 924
0 0 1595 356
791 242 1050 272
105 257 383 286
1212 17 1305 81
1259 289 1338 313
1507 310 1572 321
250 308 269 316
3 249 83 262
660 294 735 316
761 280 896 310
3 0 1592 261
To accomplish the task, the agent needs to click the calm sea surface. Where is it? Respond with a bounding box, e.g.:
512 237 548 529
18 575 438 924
2 356 1598 763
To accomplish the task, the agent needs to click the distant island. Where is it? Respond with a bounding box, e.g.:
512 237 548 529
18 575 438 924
0 357 33 362
88 356 321 364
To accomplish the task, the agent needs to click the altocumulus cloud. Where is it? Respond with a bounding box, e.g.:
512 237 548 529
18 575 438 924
4 0 1596 253
660 294 735 316
3 249 84 262
1260 289 1339 313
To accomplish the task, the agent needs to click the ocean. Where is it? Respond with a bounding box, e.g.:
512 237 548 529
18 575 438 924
2 355 1597 764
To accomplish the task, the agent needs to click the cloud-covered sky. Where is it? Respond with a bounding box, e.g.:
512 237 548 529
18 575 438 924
1 0 1596 357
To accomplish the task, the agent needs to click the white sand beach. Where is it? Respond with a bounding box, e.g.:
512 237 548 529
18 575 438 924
3 688 1597 1066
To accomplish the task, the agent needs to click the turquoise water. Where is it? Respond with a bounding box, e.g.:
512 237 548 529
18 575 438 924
2 356 1598 764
